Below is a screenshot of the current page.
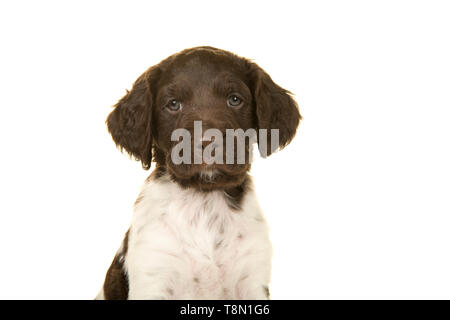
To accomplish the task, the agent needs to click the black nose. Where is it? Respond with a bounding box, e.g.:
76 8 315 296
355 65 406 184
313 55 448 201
201 136 218 150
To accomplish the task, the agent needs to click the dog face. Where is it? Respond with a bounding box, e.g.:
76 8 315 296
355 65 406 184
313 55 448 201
107 47 301 190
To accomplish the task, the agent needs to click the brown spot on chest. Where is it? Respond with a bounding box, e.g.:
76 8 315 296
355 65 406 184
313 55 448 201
223 176 250 210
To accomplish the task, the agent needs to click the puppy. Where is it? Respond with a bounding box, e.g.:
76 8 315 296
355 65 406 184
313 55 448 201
97 47 301 300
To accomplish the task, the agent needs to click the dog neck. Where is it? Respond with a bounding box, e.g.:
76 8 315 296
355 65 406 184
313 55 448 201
148 162 251 211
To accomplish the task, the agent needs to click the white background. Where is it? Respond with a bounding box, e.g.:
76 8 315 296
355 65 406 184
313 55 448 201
0 0 449 299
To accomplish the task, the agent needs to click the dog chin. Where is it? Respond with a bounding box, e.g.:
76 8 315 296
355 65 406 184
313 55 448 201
166 162 250 190
198 169 220 181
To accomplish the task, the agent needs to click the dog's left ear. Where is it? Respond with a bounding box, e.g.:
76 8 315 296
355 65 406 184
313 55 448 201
106 66 161 169
248 63 301 157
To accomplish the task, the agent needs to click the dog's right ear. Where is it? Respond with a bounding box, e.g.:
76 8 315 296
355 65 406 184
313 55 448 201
106 66 161 170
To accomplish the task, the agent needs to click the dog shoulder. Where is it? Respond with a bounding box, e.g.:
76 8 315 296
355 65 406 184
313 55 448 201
101 230 130 300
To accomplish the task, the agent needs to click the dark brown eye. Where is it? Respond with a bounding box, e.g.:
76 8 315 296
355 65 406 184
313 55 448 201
227 94 243 108
167 99 182 112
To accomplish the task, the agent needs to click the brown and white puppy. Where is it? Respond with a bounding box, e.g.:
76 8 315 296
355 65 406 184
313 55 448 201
97 46 301 300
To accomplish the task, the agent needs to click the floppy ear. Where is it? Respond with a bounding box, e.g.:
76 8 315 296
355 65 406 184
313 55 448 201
106 67 160 169
249 64 301 157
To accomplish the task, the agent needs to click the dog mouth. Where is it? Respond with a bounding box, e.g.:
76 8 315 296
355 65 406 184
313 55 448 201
163 125 254 188
165 159 250 189
166 161 249 179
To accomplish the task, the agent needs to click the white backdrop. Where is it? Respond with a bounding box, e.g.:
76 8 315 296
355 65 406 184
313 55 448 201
0 0 449 299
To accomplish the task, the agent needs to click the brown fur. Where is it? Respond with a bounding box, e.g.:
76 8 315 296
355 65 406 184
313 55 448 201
103 230 129 300
106 46 301 193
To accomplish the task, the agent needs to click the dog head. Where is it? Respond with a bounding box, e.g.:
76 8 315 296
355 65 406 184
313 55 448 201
107 47 301 190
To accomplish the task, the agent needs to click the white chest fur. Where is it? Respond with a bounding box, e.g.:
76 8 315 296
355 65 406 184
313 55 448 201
124 174 272 299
